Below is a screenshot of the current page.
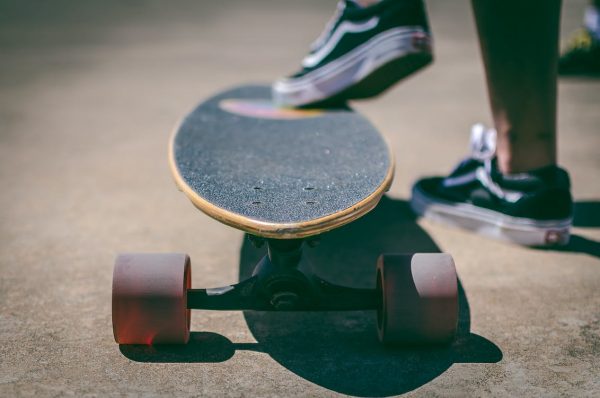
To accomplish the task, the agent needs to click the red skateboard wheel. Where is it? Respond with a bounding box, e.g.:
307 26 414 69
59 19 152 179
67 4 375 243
112 253 191 345
376 253 458 345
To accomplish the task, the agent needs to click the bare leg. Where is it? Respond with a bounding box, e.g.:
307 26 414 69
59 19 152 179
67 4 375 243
472 0 562 174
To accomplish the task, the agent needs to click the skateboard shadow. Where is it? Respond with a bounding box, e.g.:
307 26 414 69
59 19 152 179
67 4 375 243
119 332 237 363
239 196 502 397
119 198 597 390
120 197 502 394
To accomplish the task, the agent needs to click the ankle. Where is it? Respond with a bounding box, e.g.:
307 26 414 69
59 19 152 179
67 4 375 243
497 159 557 175
496 138 556 174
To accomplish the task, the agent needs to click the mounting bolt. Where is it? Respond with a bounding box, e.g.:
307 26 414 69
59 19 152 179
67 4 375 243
270 291 299 310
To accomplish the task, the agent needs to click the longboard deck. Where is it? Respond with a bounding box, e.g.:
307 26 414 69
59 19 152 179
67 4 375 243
170 84 394 239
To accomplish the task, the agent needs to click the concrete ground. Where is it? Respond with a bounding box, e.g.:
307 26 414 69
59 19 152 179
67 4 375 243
1 0 599 396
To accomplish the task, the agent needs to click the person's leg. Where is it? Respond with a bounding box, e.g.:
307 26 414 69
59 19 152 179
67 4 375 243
471 0 561 174
410 0 572 246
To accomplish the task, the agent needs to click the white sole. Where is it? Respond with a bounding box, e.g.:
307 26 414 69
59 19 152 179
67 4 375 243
410 184 572 247
273 27 431 107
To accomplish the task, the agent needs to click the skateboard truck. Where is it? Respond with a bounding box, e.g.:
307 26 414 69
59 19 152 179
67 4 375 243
113 242 459 346
187 238 379 312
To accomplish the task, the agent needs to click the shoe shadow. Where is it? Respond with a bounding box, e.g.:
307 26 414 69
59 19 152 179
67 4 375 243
120 197 502 396
240 196 502 397
536 201 600 258
573 201 600 228
549 234 600 258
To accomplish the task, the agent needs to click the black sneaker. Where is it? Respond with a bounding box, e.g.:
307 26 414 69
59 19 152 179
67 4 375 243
559 28 600 76
410 124 573 246
273 0 432 107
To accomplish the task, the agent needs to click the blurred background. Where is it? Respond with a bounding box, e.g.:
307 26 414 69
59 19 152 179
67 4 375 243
1 0 598 396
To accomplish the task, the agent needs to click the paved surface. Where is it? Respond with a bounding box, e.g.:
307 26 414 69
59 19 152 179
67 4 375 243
1 1 598 396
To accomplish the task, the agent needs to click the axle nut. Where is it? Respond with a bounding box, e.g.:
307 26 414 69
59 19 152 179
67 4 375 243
270 291 299 310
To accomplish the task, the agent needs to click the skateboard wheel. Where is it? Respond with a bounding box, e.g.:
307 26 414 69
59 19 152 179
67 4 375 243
376 253 458 345
112 253 191 345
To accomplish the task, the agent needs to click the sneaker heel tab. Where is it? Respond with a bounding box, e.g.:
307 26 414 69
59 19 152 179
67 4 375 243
554 166 572 189
531 165 572 190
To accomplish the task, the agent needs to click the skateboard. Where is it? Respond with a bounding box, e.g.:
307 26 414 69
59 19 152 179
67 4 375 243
112 84 458 346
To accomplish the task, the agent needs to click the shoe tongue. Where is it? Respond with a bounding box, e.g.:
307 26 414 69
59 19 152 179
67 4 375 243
469 123 497 161
447 123 497 177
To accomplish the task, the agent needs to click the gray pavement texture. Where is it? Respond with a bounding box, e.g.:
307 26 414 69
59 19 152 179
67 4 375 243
0 0 599 397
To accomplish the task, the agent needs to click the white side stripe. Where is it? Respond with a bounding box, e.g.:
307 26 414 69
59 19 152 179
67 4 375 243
442 171 477 188
284 28 424 89
476 167 523 203
302 17 380 68
442 166 524 203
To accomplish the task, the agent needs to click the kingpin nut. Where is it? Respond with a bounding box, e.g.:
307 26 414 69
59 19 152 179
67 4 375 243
270 291 299 310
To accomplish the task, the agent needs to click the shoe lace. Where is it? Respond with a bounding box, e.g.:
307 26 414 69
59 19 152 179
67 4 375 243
468 124 525 203
309 1 346 52
469 123 497 161
448 123 496 177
